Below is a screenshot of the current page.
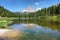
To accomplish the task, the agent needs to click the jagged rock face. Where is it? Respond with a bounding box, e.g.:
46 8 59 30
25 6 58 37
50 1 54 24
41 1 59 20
0 29 23 40
23 6 36 12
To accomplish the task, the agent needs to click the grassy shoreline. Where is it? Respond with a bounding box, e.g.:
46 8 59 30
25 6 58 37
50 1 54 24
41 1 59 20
0 16 60 29
0 17 14 28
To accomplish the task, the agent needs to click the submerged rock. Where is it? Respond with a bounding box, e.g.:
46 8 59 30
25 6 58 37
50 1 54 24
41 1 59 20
0 29 23 40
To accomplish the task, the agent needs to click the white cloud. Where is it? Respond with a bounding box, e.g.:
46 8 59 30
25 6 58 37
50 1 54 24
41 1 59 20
22 10 27 12
36 8 41 11
22 9 35 12
35 2 39 5
35 2 41 5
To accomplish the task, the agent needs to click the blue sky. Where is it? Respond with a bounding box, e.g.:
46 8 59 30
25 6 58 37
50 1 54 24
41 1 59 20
0 0 60 12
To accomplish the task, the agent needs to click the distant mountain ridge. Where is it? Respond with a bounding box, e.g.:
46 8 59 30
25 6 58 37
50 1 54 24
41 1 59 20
22 6 36 12
0 3 60 17
22 6 41 13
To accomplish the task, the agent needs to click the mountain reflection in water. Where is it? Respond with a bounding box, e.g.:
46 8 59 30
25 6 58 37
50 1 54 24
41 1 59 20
11 24 60 40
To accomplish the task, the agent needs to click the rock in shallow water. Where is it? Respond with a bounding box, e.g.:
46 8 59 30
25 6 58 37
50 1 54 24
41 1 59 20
0 29 23 40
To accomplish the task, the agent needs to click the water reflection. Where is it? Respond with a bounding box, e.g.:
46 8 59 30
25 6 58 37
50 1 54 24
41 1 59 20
12 19 60 31
11 24 60 40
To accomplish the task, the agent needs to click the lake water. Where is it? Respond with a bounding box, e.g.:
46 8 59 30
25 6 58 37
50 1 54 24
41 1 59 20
10 19 60 40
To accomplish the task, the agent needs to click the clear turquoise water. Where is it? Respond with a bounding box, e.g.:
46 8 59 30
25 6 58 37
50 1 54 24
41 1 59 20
11 24 60 40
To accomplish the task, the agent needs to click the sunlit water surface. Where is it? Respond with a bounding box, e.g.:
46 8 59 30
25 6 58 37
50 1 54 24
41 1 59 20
11 24 60 40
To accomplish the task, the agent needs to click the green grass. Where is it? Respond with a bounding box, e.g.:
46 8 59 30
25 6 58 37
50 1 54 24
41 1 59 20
0 17 15 28
0 16 59 29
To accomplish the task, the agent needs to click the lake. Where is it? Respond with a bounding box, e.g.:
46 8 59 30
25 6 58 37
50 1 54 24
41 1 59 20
10 19 60 40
